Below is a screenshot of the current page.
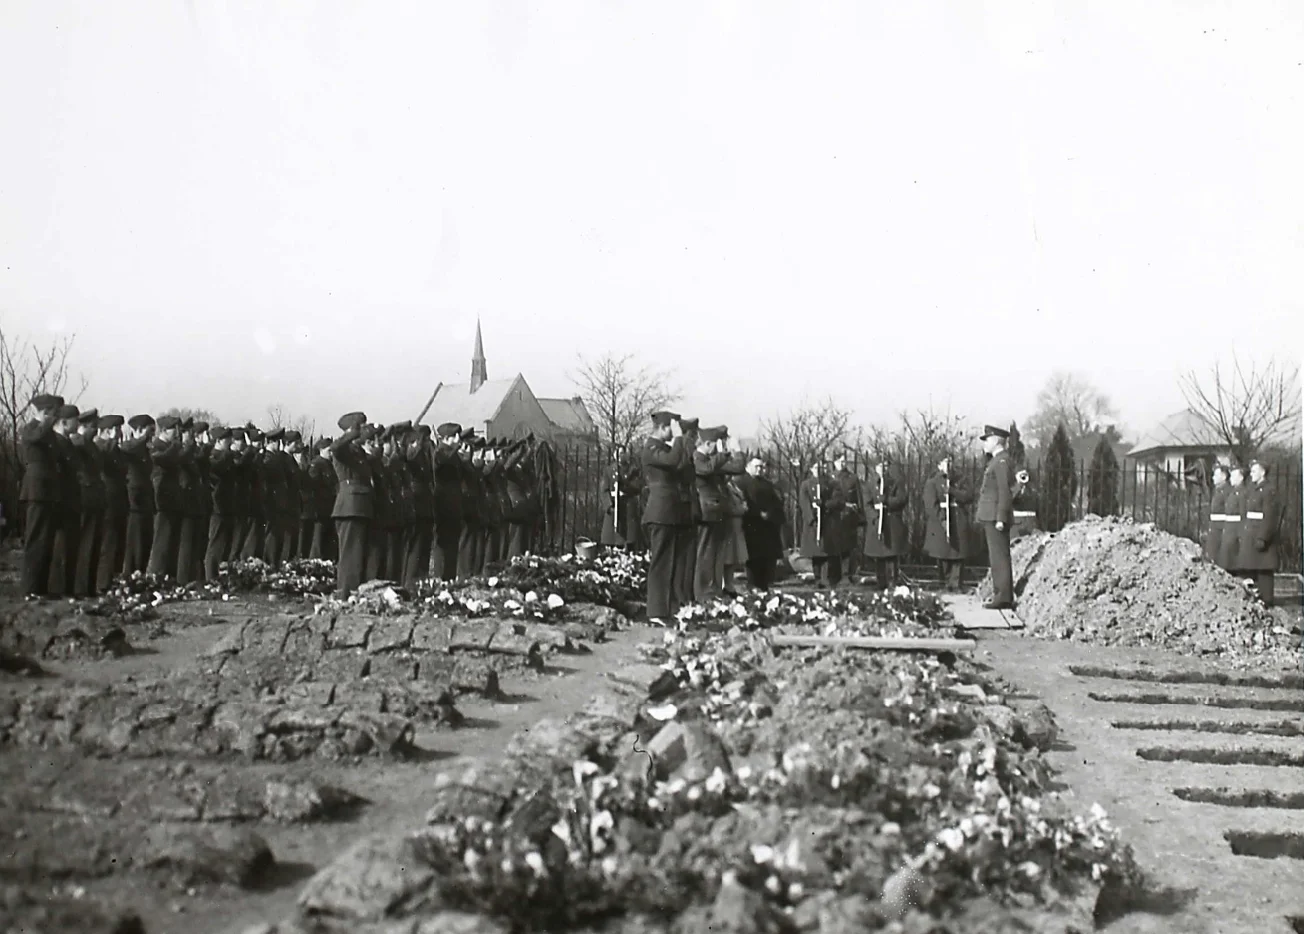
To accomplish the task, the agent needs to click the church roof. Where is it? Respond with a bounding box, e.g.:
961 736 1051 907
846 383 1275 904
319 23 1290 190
538 397 596 435
424 376 522 429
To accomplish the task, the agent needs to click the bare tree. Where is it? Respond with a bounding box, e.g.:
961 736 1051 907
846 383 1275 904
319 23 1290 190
1179 353 1301 466
1025 371 1118 447
570 352 681 453
265 403 316 439
760 396 858 476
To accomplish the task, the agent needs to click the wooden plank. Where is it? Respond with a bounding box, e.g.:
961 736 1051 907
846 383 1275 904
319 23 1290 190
957 617 1013 630
769 634 978 653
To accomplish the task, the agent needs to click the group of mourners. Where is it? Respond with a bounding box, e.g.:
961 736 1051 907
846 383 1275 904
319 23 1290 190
17 393 551 600
1204 458 1283 604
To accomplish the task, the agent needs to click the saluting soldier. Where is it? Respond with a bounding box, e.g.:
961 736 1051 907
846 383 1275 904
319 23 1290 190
147 414 185 579
923 455 973 592
260 427 289 566
976 425 1016 610
693 427 745 600
822 449 864 589
240 426 267 560
19 393 63 596
402 425 435 588
226 427 250 560
1238 458 1281 604
641 411 689 623
360 424 386 580
1203 464 1230 567
432 422 464 580
95 414 128 591
863 457 908 589
121 414 156 574
308 437 338 561
289 432 311 560
72 408 107 596
282 430 304 561
175 418 204 585
672 417 700 609
48 403 83 596
457 430 486 578
484 441 511 568
798 461 831 585
204 426 238 580
331 413 374 594
384 423 413 581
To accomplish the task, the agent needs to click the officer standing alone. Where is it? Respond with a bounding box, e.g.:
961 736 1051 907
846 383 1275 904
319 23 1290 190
976 425 1016 610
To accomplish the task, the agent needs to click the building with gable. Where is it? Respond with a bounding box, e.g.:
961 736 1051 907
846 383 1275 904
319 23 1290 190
420 321 597 442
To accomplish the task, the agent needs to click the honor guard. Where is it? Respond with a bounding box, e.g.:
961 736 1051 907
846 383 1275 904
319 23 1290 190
48 403 83 596
95 414 128 591
672 417 700 609
18 393 63 596
121 414 156 574
331 412 373 595
432 422 465 580
283 430 304 560
147 414 184 579
402 425 436 588
176 418 204 585
975 425 1016 610
457 429 485 578
1204 464 1230 567
798 460 831 585
692 426 744 600
641 411 689 622
204 427 238 580
822 449 864 589
1218 463 1246 574
72 408 106 596
308 437 339 561
923 455 973 592
226 427 251 561
864 457 908 589
240 426 267 560
1237 458 1281 604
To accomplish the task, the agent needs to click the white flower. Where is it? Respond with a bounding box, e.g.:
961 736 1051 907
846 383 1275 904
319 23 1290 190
646 703 678 721
547 593 565 609
938 827 965 851
751 844 775 864
525 591 539 603
893 585 912 598
524 851 546 876
487 576 500 587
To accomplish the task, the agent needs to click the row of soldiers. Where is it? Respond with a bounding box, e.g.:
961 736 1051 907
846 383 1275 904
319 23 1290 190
1205 458 1282 604
18 394 548 599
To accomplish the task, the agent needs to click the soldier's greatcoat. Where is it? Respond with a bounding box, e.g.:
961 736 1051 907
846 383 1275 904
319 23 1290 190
641 434 689 620
863 469 908 558
798 473 830 559
330 428 374 595
18 418 59 596
1237 480 1281 572
923 471 973 561
1204 483 1228 566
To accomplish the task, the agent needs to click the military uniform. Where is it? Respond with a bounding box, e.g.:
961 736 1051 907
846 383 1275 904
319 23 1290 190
641 412 690 620
121 415 156 574
71 409 107 596
205 427 239 580
1217 480 1245 572
864 465 908 588
260 428 290 566
175 421 204 585
923 467 973 592
1204 481 1229 566
95 415 129 591
457 433 486 578
1237 469 1281 604
692 428 744 601
672 418 700 609
820 463 864 588
432 423 465 580
502 438 535 559
190 421 213 580
798 470 830 579
147 415 185 579
48 405 83 597
308 439 338 560
975 426 1016 609
240 427 267 560
283 431 304 561
331 413 374 595
403 426 435 588
18 394 62 596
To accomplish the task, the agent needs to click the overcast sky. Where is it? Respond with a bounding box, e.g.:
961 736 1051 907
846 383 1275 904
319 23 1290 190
2 1 1300 441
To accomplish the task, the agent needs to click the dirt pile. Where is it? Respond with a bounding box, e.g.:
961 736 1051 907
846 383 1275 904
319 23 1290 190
980 516 1297 667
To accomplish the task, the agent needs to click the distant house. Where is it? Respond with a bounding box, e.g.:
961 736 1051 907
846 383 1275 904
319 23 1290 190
420 321 596 442
1072 429 1131 466
1127 409 1233 484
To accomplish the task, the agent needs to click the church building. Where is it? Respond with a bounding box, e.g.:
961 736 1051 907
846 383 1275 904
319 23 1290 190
420 321 597 442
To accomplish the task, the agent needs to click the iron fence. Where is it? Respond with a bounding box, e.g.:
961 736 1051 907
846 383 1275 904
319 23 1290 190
539 442 1303 573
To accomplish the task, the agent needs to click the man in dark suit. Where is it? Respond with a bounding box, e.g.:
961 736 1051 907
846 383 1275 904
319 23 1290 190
95 414 128 591
330 412 374 595
19 393 63 596
432 422 464 580
308 437 338 560
975 425 1015 609
641 411 689 623
121 414 156 574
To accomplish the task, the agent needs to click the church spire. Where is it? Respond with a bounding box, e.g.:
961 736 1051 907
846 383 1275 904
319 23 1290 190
469 318 488 393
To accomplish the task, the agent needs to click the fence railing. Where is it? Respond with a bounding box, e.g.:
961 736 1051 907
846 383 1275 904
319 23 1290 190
538 443 1303 573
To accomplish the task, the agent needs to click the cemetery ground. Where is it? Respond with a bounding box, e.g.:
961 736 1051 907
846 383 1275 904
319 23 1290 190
0 538 1301 934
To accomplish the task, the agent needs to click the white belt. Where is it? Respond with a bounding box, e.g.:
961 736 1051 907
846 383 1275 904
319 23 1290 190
1246 511 1264 519
1223 515 1241 522
1013 510 1037 518
1209 514 1227 521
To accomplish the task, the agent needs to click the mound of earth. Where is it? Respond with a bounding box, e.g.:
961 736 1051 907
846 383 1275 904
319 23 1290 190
979 516 1297 668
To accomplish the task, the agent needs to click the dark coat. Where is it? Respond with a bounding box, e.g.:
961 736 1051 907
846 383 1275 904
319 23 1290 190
19 420 59 503
1218 485 1245 570
975 451 1014 525
71 435 105 512
208 449 239 515
52 432 81 515
863 470 908 558
329 430 375 520
737 473 784 565
457 456 482 527
600 464 640 546
823 468 864 556
150 438 184 514
407 444 435 520
641 436 690 527
1204 484 1228 564
798 474 830 559
309 456 337 520
433 445 464 525
178 441 203 517
923 471 973 561
693 450 744 524
121 437 155 513
98 442 129 519
1237 480 1280 571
